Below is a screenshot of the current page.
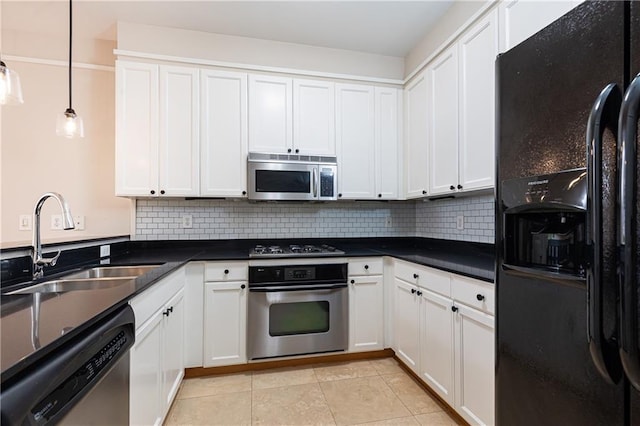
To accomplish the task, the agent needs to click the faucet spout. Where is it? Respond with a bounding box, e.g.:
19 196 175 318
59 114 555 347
32 192 75 279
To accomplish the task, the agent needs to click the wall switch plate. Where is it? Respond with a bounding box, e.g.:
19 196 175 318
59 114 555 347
385 215 393 228
181 214 193 228
73 215 85 230
51 214 63 230
456 215 464 230
19 215 32 231
100 245 110 258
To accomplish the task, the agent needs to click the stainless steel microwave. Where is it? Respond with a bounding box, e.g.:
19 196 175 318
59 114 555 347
247 153 338 201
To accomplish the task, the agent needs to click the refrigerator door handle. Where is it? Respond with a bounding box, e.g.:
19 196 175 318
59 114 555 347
619 72 640 391
586 83 623 384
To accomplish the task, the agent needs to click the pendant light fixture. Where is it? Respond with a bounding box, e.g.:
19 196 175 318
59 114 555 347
0 56 24 105
56 0 84 138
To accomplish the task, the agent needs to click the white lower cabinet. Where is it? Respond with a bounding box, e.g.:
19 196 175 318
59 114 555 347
203 262 248 367
348 258 384 352
129 268 185 426
393 260 495 426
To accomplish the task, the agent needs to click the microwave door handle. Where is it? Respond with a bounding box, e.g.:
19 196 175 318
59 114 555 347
619 72 640 390
585 83 623 384
312 168 318 198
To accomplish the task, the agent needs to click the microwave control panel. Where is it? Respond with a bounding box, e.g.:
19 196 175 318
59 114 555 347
320 168 335 197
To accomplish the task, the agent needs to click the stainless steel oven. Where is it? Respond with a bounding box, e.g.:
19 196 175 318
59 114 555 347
247 263 348 359
247 152 338 201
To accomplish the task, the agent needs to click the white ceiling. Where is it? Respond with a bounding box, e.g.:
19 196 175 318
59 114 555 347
1 1 455 57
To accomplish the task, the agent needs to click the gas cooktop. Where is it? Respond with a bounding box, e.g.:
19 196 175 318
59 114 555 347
249 244 345 258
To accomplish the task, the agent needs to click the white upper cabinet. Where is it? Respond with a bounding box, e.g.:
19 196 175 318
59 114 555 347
499 0 582 52
159 66 200 197
458 9 499 192
428 46 459 195
294 79 336 156
404 70 429 199
336 84 376 199
427 9 498 196
116 61 199 197
200 70 248 197
116 61 159 197
375 87 400 199
248 75 336 156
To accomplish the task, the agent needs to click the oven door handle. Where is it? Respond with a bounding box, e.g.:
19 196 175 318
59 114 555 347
249 284 347 292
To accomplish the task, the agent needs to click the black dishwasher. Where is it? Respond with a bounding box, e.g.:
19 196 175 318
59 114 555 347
0 304 135 425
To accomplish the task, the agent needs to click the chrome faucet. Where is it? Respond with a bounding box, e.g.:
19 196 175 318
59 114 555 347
32 192 75 279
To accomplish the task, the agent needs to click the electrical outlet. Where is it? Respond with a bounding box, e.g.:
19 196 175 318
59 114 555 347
181 214 193 229
73 215 85 230
385 215 393 228
100 245 110 258
51 214 63 230
456 215 464 230
19 215 32 231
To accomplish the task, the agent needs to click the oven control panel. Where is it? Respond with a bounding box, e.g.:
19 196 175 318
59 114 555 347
285 267 316 281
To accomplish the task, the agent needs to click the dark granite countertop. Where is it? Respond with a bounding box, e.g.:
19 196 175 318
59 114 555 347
0 237 494 384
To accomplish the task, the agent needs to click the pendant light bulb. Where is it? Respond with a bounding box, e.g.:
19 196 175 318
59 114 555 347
0 60 24 105
56 107 84 138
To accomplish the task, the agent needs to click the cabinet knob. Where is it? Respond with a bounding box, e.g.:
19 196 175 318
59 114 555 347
287 148 292 153
449 185 455 190
417 290 423 296
378 194 382 198
476 294 485 301
160 190 166 195
364 265 369 270
168 306 174 313
457 184 463 190
338 193 342 198
224 269 229 274
241 284 246 289
242 191 247 196
451 306 458 312
351 279 355 284
422 190 427 195
413 273 419 279
163 309 170 317
295 149 299 153
150 190 156 195
411 288 417 294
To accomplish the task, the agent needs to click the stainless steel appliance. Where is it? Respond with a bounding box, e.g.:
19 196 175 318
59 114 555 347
247 263 348 359
0 305 134 425
496 1 640 425
249 243 345 258
247 152 338 201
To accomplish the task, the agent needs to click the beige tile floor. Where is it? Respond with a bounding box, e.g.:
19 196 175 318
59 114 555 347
165 358 462 426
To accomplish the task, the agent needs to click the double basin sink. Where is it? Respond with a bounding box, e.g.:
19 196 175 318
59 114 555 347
5 265 159 295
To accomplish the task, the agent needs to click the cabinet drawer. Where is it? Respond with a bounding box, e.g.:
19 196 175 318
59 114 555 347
204 262 248 281
395 260 450 297
451 275 495 315
349 258 383 276
130 267 185 329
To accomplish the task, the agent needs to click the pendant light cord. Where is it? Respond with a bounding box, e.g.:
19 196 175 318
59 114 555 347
68 0 73 110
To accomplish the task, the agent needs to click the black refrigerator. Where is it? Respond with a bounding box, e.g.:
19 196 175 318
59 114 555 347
496 1 640 425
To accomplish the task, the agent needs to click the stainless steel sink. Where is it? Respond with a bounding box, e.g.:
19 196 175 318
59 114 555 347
5 264 160 295
6 278 135 294
62 265 159 280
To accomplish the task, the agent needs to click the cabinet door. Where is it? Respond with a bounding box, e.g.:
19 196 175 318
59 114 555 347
130 310 163 426
393 278 421 373
248 75 293 154
158 65 200 196
349 275 384 352
428 46 459 196
200 70 248 197
115 60 158 197
336 84 375 199
375 87 400 199
404 71 430 199
203 281 247 367
499 0 578 52
420 289 454 405
294 79 336 155
162 288 185 414
454 304 495 426
458 9 498 192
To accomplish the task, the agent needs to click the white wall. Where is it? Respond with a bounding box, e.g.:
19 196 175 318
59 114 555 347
117 22 405 81
1 29 131 247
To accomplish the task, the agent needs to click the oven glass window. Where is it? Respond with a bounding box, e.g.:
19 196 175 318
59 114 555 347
269 301 330 336
256 170 311 193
